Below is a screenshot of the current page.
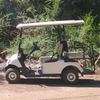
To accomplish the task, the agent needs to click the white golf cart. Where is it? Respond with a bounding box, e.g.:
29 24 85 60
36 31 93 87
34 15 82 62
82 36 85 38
3 20 95 84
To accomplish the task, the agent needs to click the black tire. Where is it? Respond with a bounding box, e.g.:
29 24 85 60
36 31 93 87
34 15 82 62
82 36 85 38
6 68 20 83
62 70 79 84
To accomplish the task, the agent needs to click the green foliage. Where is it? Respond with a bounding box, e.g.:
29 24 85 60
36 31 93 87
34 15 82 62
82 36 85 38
0 0 16 41
67 11 95 46
66 11 100 63
9 34 56 59
44 0 63 20
0 0 100 66
21 34 56 58
32 0 66 42
0 13 12 28
8 36 19 55
0 41 8 51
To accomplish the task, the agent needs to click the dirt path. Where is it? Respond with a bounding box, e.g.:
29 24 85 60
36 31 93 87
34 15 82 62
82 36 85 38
0 72 100 100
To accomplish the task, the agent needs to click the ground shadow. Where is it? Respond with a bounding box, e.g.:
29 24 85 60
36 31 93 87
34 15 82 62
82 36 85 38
18 77 100 88
0 73 5 85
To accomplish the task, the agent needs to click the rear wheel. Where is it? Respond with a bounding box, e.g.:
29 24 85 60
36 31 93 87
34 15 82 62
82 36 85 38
6 68 20 83
62 70 79 84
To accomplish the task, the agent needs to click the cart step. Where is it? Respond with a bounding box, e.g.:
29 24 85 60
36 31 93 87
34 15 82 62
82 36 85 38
82 68 95 74
31 69 42 75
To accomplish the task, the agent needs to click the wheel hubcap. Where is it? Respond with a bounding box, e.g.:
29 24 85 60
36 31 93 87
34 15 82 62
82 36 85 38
9 72 17 81
67 73 76 82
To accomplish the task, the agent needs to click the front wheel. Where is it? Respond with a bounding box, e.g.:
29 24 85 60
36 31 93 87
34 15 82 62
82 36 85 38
6 68 20 83
62 70 79 84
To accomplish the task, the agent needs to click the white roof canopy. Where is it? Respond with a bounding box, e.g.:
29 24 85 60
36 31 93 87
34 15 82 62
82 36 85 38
16 20 84 29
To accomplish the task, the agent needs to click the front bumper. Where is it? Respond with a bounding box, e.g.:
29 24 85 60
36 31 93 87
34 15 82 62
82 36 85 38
0 63 6 72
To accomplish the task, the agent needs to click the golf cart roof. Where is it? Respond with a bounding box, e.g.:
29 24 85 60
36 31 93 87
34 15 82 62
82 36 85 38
16 20 84 29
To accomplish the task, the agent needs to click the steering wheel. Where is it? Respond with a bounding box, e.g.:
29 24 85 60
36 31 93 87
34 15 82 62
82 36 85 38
26 43 41 59
43 51 54 56
50 53 58 61
43 50 58 61
34 43 41 51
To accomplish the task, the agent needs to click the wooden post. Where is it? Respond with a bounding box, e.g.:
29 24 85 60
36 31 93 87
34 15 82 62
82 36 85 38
95 55 100 65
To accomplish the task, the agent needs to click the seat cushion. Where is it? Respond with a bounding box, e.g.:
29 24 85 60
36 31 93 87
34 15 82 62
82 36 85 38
39 56 58 63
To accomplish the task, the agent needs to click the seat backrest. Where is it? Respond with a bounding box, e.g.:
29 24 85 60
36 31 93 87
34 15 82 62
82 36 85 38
61 41 69 52
56 42 63 56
